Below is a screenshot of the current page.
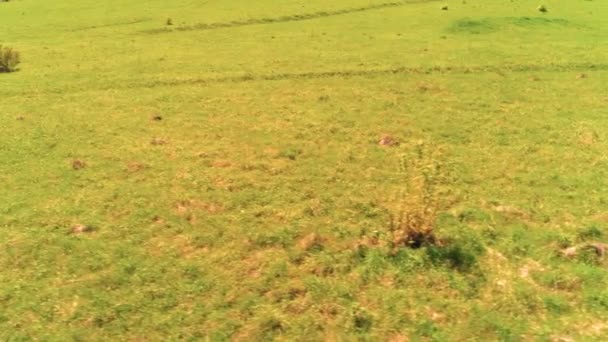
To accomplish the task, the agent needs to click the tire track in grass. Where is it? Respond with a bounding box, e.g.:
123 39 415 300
138 62 608 88
140 0 440 34
72 18 152 32
5 62 607 97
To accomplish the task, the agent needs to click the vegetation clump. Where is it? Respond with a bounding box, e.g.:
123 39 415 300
0 44 20 73
388 141 449 249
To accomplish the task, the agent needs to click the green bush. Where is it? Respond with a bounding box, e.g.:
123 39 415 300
0 45 20 73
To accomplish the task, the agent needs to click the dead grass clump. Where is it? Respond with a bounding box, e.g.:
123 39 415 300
560 243 607 259
70 224 95 235
297 233 323 252
126 162 146 172
389 141 449 249
150 137 167 145
575 123 600 146
0 45 20 73
416 83 431 92
211 159 232 168
72 159 86 170
379 134 399 147
175 199 223 217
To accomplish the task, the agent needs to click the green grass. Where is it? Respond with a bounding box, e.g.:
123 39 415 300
2 0 608 340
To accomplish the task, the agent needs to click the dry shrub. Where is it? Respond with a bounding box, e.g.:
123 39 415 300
389 140 449 249
0 45 20 73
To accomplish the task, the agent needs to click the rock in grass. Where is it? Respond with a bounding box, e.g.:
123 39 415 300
538 5 548 13
441 5 448 10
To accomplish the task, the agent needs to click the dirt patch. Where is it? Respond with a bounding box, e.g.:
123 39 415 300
70 224 94 235
151 138 167 145
175 199 224 216
148 234 209 259
560 243 606 259
211 160 232 168
72 159 86 170
126 162 146 172
297 233 323 251
379 134 399 147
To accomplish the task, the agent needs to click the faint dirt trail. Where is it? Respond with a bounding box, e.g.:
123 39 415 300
5 62 606 97
141 0 440 34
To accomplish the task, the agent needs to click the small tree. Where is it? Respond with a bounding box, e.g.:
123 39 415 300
0 45 20 73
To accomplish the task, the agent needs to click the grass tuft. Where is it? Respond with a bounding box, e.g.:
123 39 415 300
0 45 20 73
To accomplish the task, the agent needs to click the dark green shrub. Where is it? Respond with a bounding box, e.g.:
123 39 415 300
0 45 20 73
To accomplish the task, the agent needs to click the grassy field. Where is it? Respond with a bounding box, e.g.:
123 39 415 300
2 0 608 340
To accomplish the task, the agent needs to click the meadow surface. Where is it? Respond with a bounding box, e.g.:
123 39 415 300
1 0 608 340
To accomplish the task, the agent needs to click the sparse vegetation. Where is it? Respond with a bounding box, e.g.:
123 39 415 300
389 141 448 249
0 45 20 73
